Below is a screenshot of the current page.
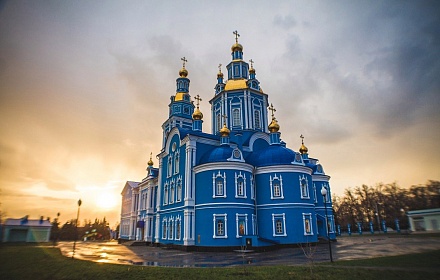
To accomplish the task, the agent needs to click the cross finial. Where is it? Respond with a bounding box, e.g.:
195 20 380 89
268 103 276 119
218 63 222 72
194 94 202 108
181 57 187 68
300 134 304 144
150 152 153 160
221 114 228 125
233 30 240 43
249 59 254 68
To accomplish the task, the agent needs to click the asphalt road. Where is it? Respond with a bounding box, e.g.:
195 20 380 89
57 234 440 267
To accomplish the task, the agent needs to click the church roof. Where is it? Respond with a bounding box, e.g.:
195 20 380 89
247 144 296 167
199 145 234 164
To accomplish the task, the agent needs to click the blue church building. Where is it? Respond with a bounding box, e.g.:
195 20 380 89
119 33 336 250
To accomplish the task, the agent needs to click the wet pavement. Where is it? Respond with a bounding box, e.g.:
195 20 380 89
57 234 440 267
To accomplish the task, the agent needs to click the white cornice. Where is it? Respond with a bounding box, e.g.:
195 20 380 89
194 162 254 173
255 165 312 175
312 174 331 181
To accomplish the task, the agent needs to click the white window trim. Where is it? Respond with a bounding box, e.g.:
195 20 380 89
235 172 247 198
235 213 248 238
232 108 241 127
254 109 261 129
272 213 287 237
162 218 167 239
270 174 284 199
303 213 314 236
213 214 228 238
176 178 182 202
168 217 174 240
163 183 169 205
167 156 173 178
212 171 227 198
325 214 335 234
299 175 310 199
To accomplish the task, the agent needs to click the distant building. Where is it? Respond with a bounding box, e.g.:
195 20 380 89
119 33 336 250
2 216 52 242
408 208 440 232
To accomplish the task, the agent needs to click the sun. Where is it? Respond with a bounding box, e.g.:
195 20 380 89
95 193 118 209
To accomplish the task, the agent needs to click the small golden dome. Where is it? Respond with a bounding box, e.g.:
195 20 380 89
217 70 224 78
192 107 203 120
299 143 308 154
268 118 280 133
219 123 230 137
179 67 188 77
249 67 255 74
147 153 154 167
231 43 243 52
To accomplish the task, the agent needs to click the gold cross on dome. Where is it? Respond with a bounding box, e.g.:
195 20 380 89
194 94 202 108
268 103 276 118
233 30 240 43
300 134 305 144
181 57 187 68
218 63 222 72
249 59 254 68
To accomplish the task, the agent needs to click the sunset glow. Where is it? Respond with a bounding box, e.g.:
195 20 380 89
0 1 438 228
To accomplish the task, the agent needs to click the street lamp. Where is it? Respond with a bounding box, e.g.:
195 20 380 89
72 199 82 259
321 186 333 262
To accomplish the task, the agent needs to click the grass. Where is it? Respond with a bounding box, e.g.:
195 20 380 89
1 244 440 280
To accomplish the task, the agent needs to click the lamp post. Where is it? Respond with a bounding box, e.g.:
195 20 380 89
375 202 382 233
72 199 82 259
321 186 333 262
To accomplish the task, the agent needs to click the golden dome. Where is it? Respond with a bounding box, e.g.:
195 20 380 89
175 92 186 101
268 118 280 133
231 43 243 52
179 67 188 77
147 153 154 167
225 79 248 91
299 143 308 154
249 67 255 74
192 107 203 120
217 70 224 78
219 123 230 137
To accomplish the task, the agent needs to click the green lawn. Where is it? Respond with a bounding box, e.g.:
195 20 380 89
1 245 439 280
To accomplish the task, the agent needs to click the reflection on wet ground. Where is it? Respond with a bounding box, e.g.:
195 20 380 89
58 234 440 267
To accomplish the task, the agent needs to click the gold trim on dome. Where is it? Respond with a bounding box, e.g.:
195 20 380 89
225 79 248 91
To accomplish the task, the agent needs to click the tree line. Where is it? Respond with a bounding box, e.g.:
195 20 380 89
332 180 440 230
50 216 112 241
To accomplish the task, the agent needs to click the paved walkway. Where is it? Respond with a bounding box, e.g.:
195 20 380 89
57 234 440 267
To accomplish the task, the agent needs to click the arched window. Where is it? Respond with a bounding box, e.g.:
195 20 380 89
270 174 284 199
163 184 168 205
254 110 261 129
232 108 241 126
177 180 182 202
174 153 179 174
170 183 175 204
216 113 221 132
167 157 172 177
162 219 167 239
299 175 310 199
168 218 174 239
175 219 181 240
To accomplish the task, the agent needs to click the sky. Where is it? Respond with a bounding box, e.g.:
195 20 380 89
0 0 439 228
